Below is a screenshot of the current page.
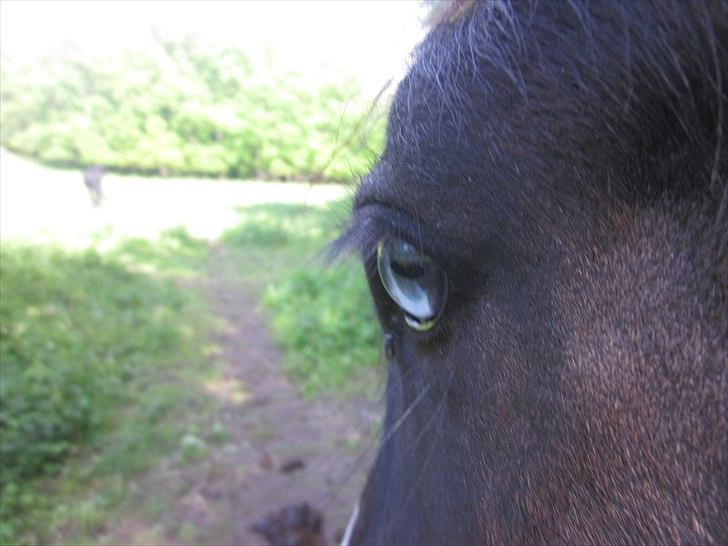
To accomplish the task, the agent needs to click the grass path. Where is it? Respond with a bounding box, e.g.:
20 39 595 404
1 149 380 545
166 245 377 545
59 243 378 546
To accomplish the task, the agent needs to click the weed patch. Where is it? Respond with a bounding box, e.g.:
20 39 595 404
218 199 381 397
0 244 218 544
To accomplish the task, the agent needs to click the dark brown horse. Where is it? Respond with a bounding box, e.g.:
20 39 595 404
339 1 727 544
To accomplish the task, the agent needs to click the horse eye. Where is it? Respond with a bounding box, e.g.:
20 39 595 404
376 237 448 331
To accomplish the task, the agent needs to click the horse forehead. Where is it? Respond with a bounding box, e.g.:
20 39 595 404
378 40 570 214
362 101 553 246
372 84 516 217
356 158 507 243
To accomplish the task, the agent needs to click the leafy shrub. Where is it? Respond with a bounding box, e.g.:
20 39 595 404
0 245 209 543
0 36 386 181
262 262 380 397
220 199 381 395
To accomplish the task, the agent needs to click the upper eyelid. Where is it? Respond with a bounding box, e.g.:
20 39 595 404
352 204 441 259
327 211 387 264
331 201 481 292
349 203 484 282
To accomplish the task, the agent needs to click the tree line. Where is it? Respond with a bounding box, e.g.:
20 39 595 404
0 34 387 181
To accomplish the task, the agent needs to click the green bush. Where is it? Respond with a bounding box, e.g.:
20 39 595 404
262 262 380 397
0 245 210 543
0 36 386 181
218 199 381 396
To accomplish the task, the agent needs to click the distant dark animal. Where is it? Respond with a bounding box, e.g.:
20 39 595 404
337 1 727 544
82 165 105 207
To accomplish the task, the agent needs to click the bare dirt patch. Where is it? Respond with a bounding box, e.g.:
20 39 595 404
164 247 380 545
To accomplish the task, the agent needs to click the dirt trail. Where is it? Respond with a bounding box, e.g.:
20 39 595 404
171 247 379 545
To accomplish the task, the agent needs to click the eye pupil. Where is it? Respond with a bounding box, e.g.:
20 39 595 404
390 260 425 279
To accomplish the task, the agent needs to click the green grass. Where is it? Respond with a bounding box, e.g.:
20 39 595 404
263 265 380 396
0 244 221 545
109 227 210 277
218 200 381 396
0 157 382 543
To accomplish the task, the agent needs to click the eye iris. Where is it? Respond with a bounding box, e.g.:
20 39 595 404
376 238 447 331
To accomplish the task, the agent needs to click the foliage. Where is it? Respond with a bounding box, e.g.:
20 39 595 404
218 199 381 396
0 36 387 181
0 186 382 542
109 227 210 276
262 264 380 396
0 244 217 544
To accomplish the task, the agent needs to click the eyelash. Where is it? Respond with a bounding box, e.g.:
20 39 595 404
332 202 465 288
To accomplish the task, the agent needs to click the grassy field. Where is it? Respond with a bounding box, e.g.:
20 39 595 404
0 244 221 543
0 150 380 544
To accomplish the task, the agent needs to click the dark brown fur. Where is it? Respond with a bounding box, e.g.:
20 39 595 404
341 1 727 544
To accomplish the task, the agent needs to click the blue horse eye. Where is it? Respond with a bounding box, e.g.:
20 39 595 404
376 238 447 331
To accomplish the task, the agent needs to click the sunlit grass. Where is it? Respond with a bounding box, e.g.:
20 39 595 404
203 377 249 405
215 201 382 397
0 244 223 545
0 148 348 249
0 149 380 543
